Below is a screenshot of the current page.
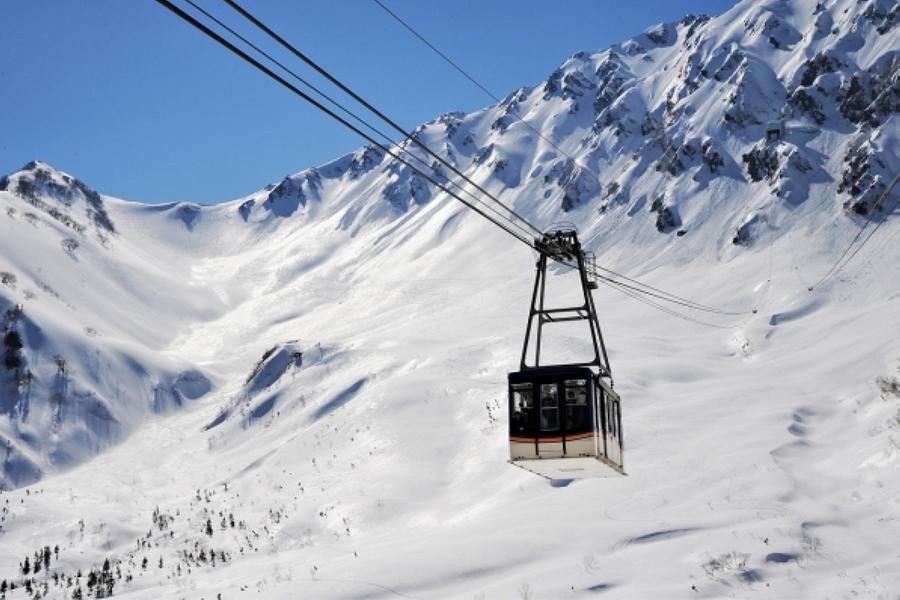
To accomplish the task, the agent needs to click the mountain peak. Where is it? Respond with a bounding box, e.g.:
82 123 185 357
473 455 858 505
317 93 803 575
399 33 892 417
1 160 115 235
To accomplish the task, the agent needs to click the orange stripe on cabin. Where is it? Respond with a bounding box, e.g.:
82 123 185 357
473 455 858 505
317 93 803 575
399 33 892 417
509 432 597 443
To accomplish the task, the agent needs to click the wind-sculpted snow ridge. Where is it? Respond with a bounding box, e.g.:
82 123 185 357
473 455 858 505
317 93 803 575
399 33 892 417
0 0 898 597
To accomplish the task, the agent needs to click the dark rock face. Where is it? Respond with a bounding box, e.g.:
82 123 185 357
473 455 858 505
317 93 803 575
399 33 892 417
429 161 449 185
438 111 465 138
263 170 321 218
473 144 494 166
348 146 385 179
383 167 432 212
645 23 675 46
709 46 745 82
543 68 591 102
701 140 725 175
798 51 841 87
641 112 660 136
650 195 682 233
733 213 760 245
2 163 115 236
593 53 634 125
176 204 201 230
862 0 898 34
787 88 827 124
741 141 821 206
544 159 600 212
838 138 874 199
679 14 710 42
599 181 630 214
673 48 707 102
836 53 899 127
655 137 720 177
755 14 802 50
490 113 515 134
742 144 780 182
266 177 305 210
492 89 529 133
238 199 255 221
837 133 895 215
491 158 509 175
838 75 869 123
722 59 785 129
75 178 115 234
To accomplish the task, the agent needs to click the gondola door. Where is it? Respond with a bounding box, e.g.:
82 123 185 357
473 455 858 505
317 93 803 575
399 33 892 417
599 386 623 467
537 382 564 458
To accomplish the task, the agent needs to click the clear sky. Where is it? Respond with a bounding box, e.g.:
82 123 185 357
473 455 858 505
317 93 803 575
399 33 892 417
1 0 738 204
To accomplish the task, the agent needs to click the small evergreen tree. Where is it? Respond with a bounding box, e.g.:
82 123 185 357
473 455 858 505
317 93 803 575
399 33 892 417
98 559 115 598
3 331 23 351
3 331 23 370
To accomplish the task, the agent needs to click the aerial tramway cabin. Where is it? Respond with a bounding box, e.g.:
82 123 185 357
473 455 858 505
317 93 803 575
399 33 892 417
507 229 625 479
508 367 623 477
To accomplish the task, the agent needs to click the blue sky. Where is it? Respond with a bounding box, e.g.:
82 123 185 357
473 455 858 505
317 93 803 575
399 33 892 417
1 0 737 204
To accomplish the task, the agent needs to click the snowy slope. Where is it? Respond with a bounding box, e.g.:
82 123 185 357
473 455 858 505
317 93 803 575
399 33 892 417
0 0 898 597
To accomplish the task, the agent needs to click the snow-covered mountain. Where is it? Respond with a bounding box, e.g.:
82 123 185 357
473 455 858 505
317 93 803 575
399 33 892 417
0 0 898 597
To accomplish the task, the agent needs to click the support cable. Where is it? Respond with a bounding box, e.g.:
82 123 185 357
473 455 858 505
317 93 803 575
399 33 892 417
153 0 535 248
809 175 898 290
588 267 744 316
180 0 539 243
826 182 900 279
370 1 610 205
588 264 749 315
220 0 544 237
601 277 739 330
551 257 746 323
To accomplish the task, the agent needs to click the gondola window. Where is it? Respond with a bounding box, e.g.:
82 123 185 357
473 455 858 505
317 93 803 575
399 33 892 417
510 383 534 435
565 379 588 431
608 400 617 437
